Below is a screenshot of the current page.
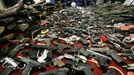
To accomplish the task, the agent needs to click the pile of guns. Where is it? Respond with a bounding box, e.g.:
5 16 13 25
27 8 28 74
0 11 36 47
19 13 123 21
0 1 134 75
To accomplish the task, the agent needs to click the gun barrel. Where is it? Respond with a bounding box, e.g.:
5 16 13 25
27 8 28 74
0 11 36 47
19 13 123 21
8 43 25 57
17 56 41 66
31 45 57 51
87 49 112 60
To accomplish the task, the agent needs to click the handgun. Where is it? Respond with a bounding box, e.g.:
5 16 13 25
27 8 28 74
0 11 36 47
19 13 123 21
17 56 45 75
39 67 69 75
66 60 94 75
0 57 21 75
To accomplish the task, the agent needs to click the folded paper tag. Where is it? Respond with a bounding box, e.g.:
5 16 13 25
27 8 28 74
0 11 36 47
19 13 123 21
54 59 65 67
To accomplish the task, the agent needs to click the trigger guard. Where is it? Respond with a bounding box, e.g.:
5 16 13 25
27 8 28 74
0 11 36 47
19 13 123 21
18 64 26 70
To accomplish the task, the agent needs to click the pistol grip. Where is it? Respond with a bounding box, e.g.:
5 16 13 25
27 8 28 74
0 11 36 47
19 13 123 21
21 65 33 75
97 57 108 70
56 68 69 75
83 66 94 75
0 66 15 75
